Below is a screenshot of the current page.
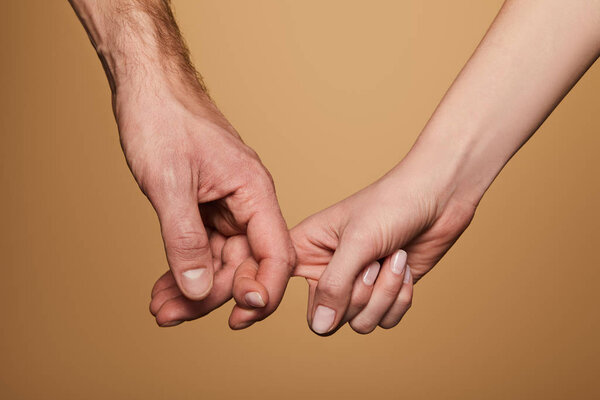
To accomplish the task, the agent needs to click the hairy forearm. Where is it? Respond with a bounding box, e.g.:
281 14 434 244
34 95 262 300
403 0 600 207
68 0 205 96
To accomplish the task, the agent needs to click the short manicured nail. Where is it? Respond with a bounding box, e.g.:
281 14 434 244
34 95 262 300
160 320 183 327
244 292 266 307
312 305 336 334
181 267 211 297
391 249 407 275
362 261 381 286
403 266 412 284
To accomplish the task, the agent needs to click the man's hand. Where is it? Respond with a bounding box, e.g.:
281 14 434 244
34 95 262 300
120 85 295 328
69 0 295 328
292 0 600 335
149 231 254 327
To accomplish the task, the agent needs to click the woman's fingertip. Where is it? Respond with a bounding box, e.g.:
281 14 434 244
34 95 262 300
362 261 381 286
391 249 407 275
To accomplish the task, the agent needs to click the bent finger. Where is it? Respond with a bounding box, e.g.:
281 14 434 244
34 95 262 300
341 261 380 325
232 258 269 309
379 266 413 329
309 234 375 335
151 270 176 299
349 249 407 334
152 234 251 327
232 200 294 326
153 263 235 327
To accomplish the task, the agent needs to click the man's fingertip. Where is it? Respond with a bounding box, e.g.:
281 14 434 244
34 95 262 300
180 267 213 300
244 292 266 307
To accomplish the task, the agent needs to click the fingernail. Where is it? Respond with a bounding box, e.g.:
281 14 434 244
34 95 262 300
404 266 412 284
160 320 183 327
232 320 255 330
182 267 211 297
391 250 407 275
312 305 336 334
244 292 266 307
362 261 381 286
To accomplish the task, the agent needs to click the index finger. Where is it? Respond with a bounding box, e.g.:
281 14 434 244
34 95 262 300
230 199 295 327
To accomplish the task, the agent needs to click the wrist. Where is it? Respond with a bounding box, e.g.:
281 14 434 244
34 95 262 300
112 72 237 142
70 0 204 96
394 124 511 212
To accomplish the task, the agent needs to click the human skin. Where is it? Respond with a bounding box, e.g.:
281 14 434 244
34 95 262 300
150 235 412 330
296 0 600 334
67 0 295 328
149 0 600 334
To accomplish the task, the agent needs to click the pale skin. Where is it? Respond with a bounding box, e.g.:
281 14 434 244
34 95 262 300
71 0 600 334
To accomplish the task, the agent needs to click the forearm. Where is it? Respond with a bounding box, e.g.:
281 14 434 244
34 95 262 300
68 0 205 99
402 0 600 207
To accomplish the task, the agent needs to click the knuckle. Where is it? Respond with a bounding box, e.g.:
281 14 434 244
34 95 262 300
352 298 369 312
379 319 400 330
350 292 370 311
398 291 413 309
166 233 209 261
350 318 376 335
222 235 251 261
381 283 401 299
260 248 296 275
240 157 274 190
156 300 183 324
259 167 276 189
240 144 261 163
267 245 297 272
316 275 346 301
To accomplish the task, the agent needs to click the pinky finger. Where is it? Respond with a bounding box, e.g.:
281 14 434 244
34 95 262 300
378 267 413 329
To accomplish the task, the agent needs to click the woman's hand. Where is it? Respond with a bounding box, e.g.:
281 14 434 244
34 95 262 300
293 243 414 335
291 160 476 335
292 0 600 335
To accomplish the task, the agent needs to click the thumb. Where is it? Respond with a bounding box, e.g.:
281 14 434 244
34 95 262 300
153 191 214 301
309 231 376 335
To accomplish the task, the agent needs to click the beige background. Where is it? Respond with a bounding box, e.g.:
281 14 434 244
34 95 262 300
1 1 599 399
